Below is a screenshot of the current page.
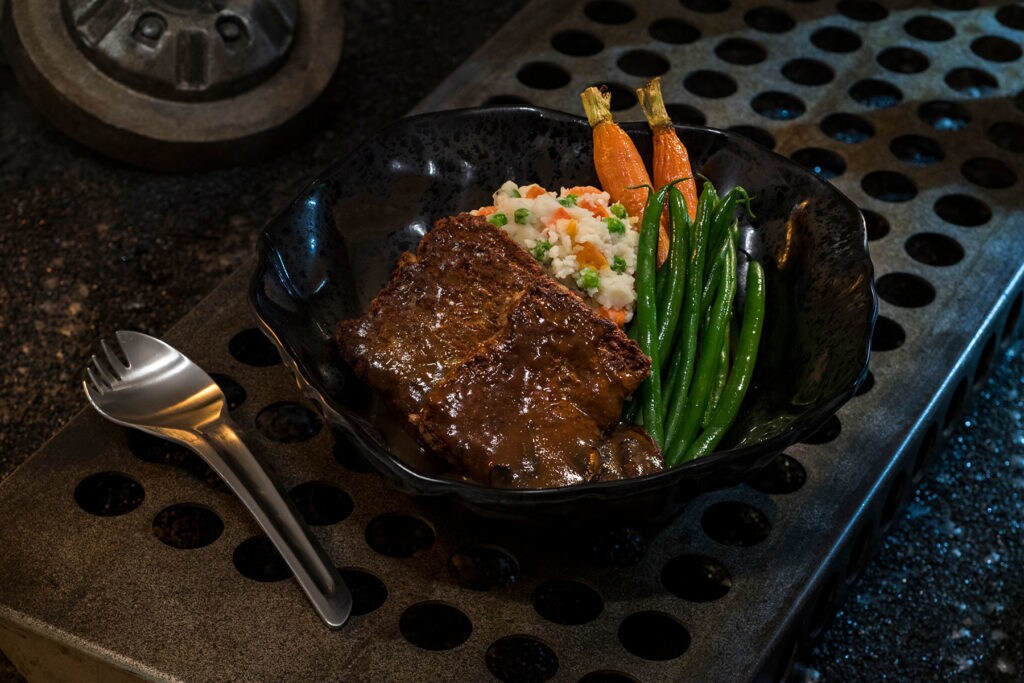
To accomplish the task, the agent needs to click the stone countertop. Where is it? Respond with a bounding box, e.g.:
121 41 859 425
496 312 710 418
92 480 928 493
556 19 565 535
1 2 1022 680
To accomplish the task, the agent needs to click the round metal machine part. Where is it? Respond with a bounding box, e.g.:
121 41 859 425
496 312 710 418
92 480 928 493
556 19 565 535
60 0 300 102
3 0 342 171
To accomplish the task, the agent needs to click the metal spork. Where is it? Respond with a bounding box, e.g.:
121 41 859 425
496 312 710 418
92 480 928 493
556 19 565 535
83 330 351 628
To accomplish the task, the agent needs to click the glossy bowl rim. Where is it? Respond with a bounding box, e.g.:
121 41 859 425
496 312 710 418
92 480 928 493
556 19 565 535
249 104 878 504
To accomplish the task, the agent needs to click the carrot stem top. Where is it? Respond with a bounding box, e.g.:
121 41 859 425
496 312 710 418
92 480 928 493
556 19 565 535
637 77 672 130
580 86 613 128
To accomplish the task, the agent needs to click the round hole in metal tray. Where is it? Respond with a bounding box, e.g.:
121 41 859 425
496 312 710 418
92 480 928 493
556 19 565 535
782 58 834 86
208 372 246 411
905 233 964 266
584 0 636 24
996 4 1024 30
126 430 227 491
578 671 638 683
810 26 862 53
918 100 970 131
289 481 353 526
448 545 519 590
618 611 690 660
877 47 929 74
934 194 992 227
153 503 223 549
617 49 670 77
750 91 805 120
880 471 907 528
974 335 997 386
365 513 435 557
849 78 902 109
255 401 323 443
912 423 939 480
790 147 846 180
748 453 807 494
744 6 795 32
903 15 954 41
727 125 774 150
821 113 874 144
961 157 1018 189
685 70 738 99
1003 292 1023 342
588 82 637 110
228 328 281 367
681 0 730 13
666 103 707 126
943 377 968 433
551 29 604 57
872 316 906 352
649 17 700 45
701 501 771 546
234 534 291 582
583 525 649 567
945 67 999 98
74 472 144 516
661 554 733 601
876 273 936 308
801 414 841 445
715 37 767 66
486 635 559 682
399 602 472 650
533 579 603 625
971 35 1022 63
862 170 917 202
517 62 571 90
855 370 875 396
861 208 890 241
837 0 888 21
987 121 1024 153
338 567 388 616
332 430 373 472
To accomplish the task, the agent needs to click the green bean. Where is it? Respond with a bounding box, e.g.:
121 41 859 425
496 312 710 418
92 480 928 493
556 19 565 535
704 330 730 428
700 232 733 318
704 187 752 279
665 233 737 467
663 183 715 427
656 187 692 366
635 186 670 448
683 260 766 462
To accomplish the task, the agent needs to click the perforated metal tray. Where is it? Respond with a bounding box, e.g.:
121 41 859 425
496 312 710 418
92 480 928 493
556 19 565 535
2 0 1023 681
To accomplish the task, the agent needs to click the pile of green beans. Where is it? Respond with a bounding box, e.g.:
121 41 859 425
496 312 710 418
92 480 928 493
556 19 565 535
628 182 765 467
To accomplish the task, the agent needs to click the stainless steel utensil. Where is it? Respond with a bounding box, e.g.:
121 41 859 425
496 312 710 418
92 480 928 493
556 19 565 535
83 330 351 629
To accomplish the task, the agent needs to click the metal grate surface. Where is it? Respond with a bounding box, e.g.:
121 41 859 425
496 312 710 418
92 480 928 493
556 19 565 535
2 0 1024 681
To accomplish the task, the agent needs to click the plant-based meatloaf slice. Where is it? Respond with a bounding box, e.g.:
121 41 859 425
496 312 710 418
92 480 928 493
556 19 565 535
335 213 656 489
334 214 544 418
416 278 652 489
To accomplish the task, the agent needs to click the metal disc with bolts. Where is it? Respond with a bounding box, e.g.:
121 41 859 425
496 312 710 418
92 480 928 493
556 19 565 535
2 0 342 171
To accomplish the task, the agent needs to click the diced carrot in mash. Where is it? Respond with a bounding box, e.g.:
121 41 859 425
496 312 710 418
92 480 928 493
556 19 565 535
578 196 610 218
476 205 497 216
564 185 603 196
524 185 547 199
575 241 608 269
547 207 571 227
597 306 628 327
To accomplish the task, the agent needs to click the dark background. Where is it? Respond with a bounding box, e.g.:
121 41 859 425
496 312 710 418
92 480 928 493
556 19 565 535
2 1 1022 680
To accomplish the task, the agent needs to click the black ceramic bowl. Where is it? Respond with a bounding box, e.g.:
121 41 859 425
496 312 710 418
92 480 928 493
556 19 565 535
250 106 876 526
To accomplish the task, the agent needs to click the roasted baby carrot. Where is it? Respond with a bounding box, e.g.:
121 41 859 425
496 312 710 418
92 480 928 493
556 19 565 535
581 86 671 266
636 78 699 223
